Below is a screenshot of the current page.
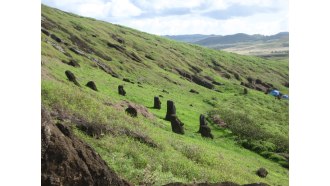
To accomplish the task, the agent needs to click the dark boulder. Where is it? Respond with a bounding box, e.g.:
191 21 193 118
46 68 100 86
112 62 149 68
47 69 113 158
75 121 107 138
69 47 85 56
41 107 132 186
189 65 203 73
41 28 50 36
68 59 80 67
192 75 214 89
65 70 80 86
234 73 241 80
176 68 192 80
204 75 214 81
123 78 133 84
212 81 224 86
189 89 199 94
111 34 125 44
125 107 137 117
154 96 161 109
170 115 184 135
145 54 155 60
256 168 268 178
50 34 62 43
165 100 176 121
247 77 254 84
222 73 231 79
86 81 98 91
255 79 262 84
107 42 126 52
118 85 126 96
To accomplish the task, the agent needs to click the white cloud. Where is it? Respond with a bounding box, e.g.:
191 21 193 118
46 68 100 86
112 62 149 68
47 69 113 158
42 0 288 35
43 0 142 19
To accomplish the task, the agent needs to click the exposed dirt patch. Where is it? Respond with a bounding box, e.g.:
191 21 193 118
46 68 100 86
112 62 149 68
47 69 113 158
41 106 132 186
120 128 159 148
163 182 269 186
107 101 155 119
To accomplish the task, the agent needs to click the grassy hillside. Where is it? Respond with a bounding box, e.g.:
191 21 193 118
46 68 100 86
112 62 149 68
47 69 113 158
41 4 289 185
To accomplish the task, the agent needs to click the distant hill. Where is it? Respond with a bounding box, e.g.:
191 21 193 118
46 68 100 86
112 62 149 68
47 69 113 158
163 34 214 43
164 32 289 58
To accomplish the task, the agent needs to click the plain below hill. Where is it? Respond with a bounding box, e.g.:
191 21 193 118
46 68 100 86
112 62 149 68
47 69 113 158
164 32 289 59
42 4 288 186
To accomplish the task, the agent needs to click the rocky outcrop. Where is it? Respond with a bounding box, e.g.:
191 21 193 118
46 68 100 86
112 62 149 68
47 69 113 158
191 75 214 89
41 106 132 186
107 42 142 62
69 47 85 56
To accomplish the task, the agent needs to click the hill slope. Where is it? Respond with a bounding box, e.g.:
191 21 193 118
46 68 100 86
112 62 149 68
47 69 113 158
41 4 289 185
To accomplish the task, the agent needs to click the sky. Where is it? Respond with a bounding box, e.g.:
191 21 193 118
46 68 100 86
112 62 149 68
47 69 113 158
41 0 288 36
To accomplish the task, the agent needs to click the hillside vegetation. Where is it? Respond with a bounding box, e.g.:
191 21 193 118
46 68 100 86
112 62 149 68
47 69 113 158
41 4 289 185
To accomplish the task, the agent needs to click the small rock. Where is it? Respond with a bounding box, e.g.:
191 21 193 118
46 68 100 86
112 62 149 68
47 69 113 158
189 89 199 94
256 168 268 178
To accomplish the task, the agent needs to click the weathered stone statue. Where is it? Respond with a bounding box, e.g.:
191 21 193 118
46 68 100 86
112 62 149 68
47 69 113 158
154 96 161 109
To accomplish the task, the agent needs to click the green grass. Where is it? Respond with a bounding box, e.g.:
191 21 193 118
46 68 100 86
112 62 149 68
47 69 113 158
41 4 289 186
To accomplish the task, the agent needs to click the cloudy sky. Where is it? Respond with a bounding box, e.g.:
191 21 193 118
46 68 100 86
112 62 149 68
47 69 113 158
41 0 288 36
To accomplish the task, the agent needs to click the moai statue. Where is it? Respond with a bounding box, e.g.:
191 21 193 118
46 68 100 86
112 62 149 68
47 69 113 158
165 100 176 121
118 85 126 96
154 96 161 109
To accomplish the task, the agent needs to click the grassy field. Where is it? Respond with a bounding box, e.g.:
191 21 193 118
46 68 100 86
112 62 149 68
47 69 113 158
41 4 289 185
